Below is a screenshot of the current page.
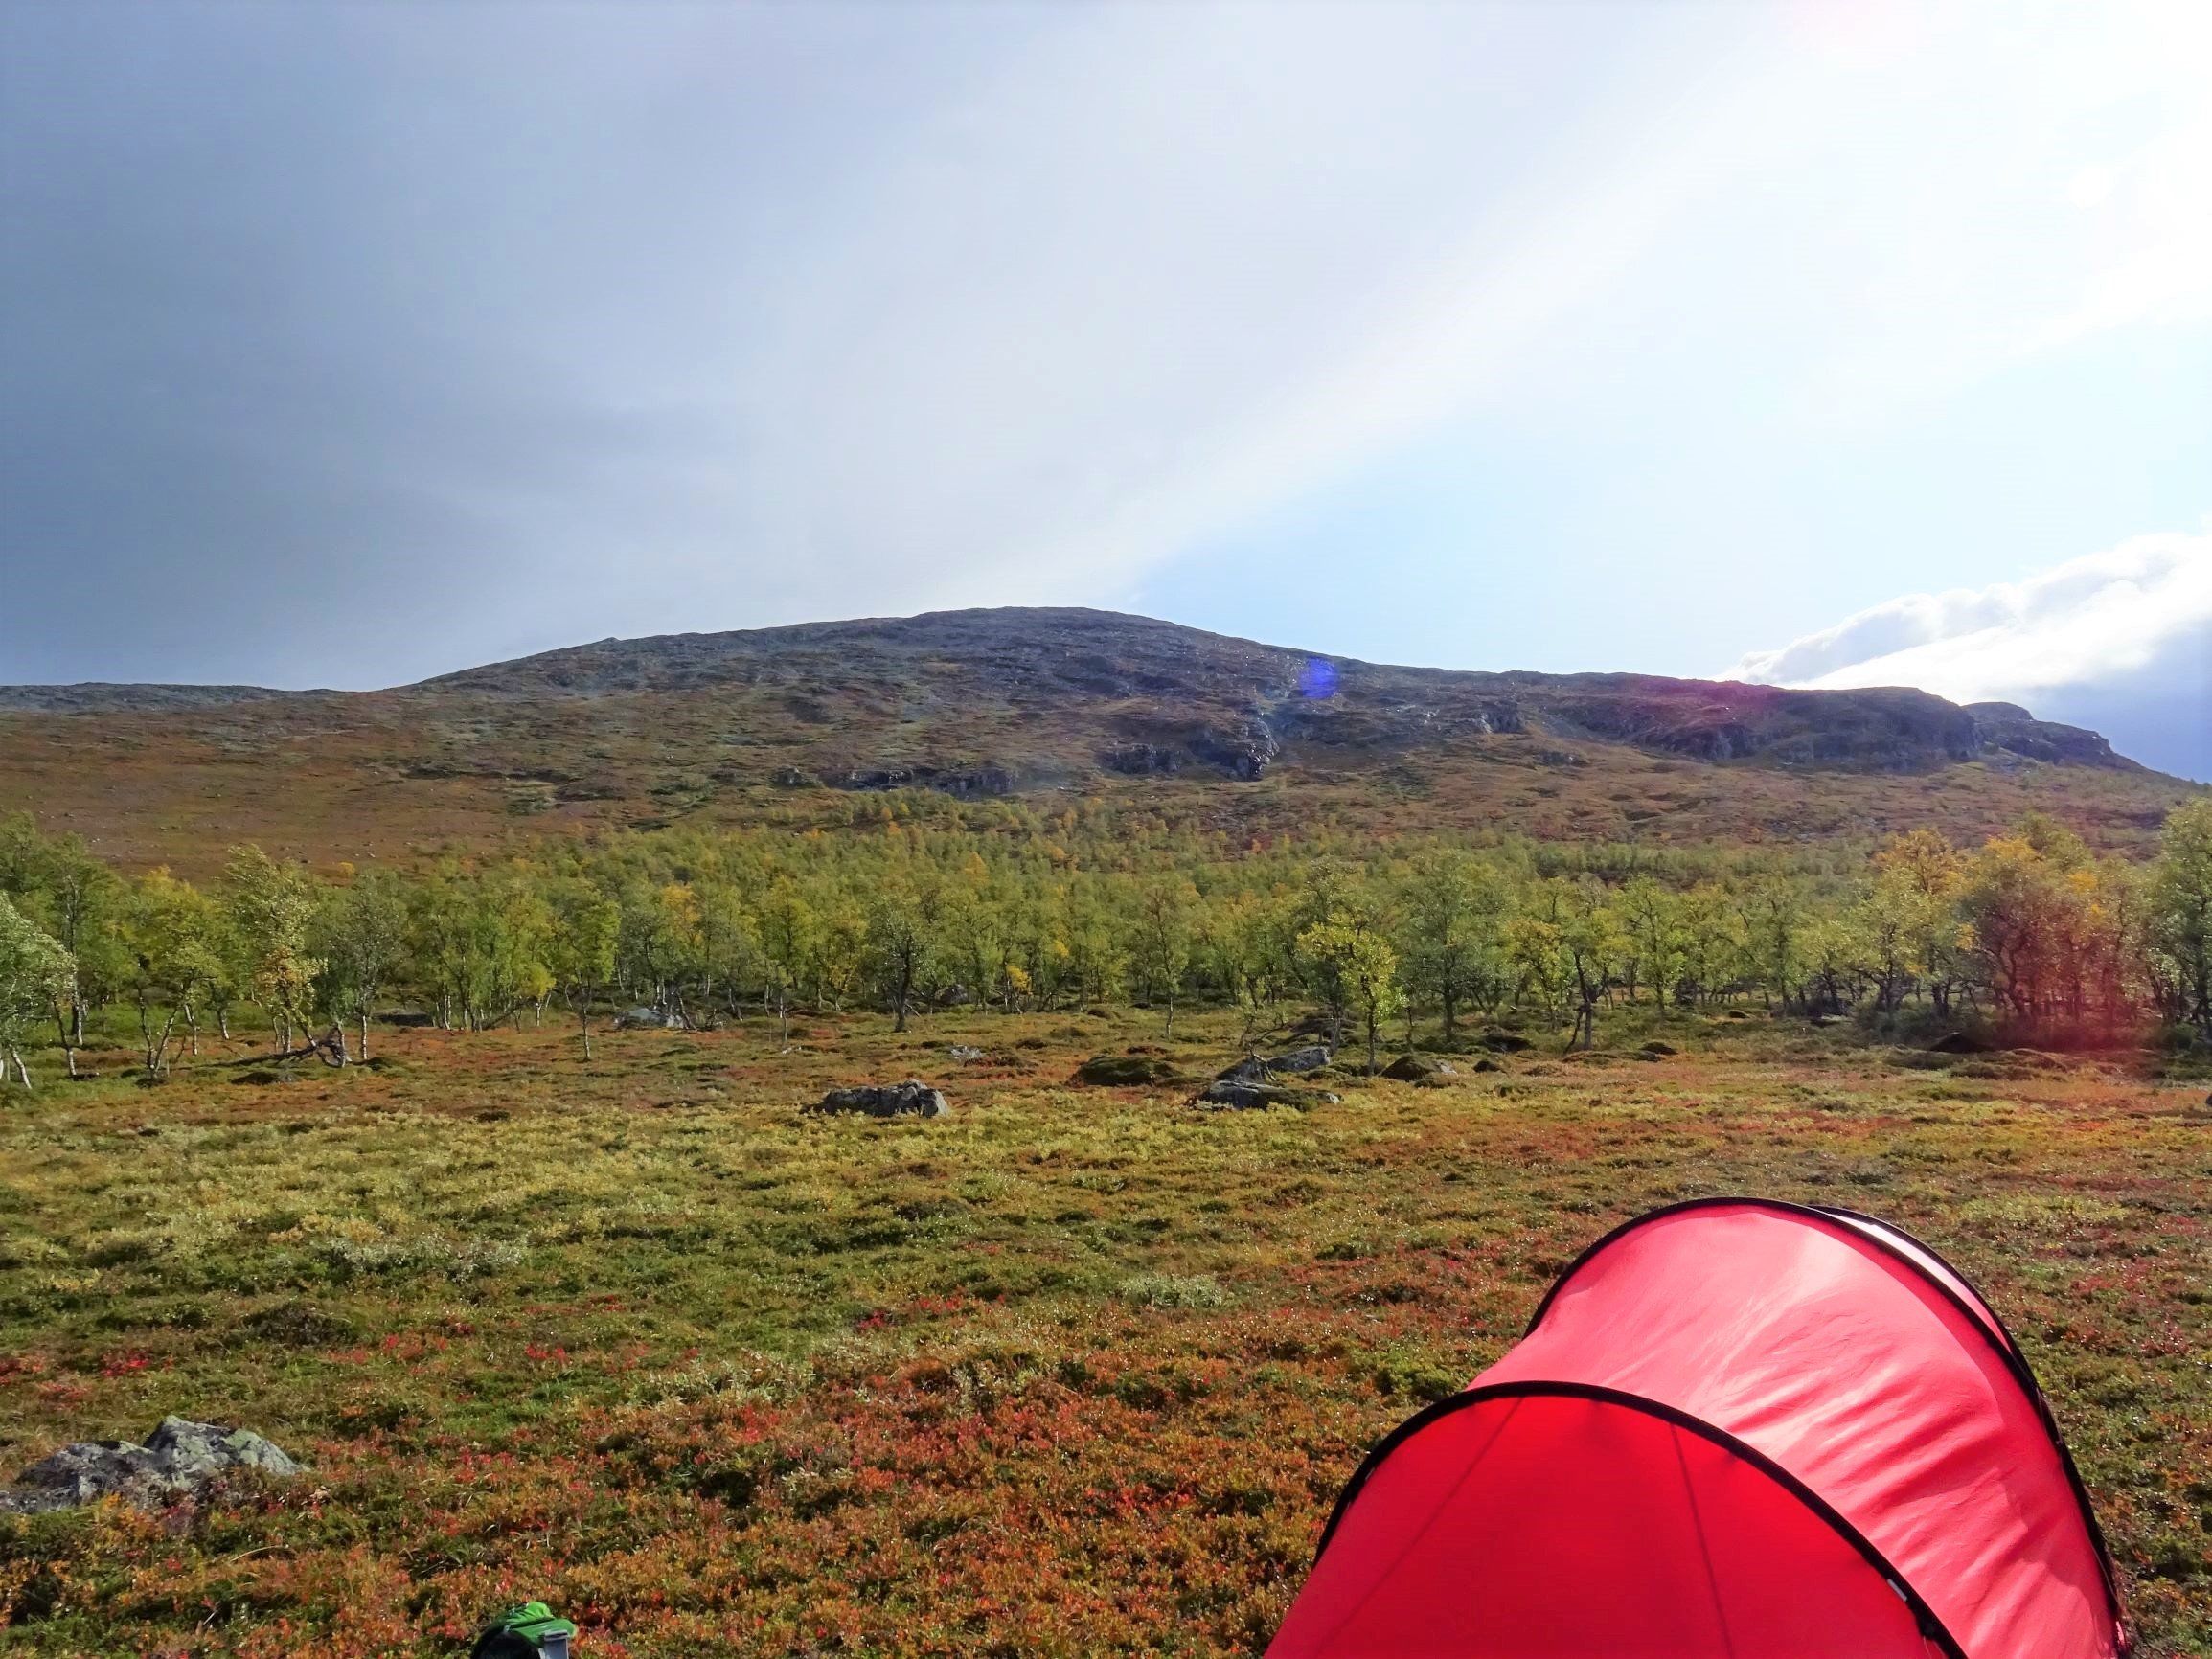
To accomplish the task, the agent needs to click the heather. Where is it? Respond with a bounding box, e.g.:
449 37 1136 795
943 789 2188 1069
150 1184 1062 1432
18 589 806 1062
0 1011 2206 1654
0 800 2209 1653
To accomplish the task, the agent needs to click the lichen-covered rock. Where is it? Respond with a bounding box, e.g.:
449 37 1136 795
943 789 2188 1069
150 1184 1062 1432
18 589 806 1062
1074 1055 1180 1087
1216 1045 1332 1084
812 1080 946 1118
1 1417 301 1513
1193 1080 1338 1111
1380 1054 1453 1082
946 1045 986 1062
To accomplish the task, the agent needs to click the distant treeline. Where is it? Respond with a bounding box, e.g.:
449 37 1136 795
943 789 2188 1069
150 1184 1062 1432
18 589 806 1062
0 795 2208 1084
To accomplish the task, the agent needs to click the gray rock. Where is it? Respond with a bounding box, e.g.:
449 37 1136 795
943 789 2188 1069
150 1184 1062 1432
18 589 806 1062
1194 1080 1339 1111
1197 1081 1292 1110
1075 1054 1181 1086
946 1045 986 1062
812 1080 947 1119
1217 1045 1333 1084
1191 720 1279 780
618 1007 684 1030
2 1417 301 1513
1380 1054 1448 1082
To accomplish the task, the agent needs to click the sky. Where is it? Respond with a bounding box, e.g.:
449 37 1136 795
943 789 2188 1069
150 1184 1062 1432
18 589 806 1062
2 2 2207 774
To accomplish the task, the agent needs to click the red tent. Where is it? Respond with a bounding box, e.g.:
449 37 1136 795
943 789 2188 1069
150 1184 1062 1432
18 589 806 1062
1268 1198 2127 1658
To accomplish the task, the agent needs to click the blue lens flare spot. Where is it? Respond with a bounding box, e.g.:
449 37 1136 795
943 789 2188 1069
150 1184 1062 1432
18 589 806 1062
1298 657 1340 699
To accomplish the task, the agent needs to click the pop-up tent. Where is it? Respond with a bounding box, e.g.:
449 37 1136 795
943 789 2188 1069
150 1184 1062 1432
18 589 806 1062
1269 1198 2127 1658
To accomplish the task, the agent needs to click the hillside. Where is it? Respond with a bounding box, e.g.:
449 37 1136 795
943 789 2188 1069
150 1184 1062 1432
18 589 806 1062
0 607 2191 870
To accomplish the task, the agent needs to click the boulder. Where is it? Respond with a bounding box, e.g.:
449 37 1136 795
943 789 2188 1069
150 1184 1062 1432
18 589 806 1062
618 1007 683 1030
1216 1045 1332 1084
1075 1054 1180 1087
1380 1054 1451 1082
1194 1080 1340 1111
1477 1030 1534 1053
1471 1057 1502 1073
1 1417 300 1513
1928 1031 1993 1056
812 1080 947 1119
946 1045 986 1062
1638 1041 1678 1058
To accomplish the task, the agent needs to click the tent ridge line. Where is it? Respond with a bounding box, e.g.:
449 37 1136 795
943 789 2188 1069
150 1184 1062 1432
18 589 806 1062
1811 1202 2130 1645
1519 1193 2125 1643
1311 1378 1970 1659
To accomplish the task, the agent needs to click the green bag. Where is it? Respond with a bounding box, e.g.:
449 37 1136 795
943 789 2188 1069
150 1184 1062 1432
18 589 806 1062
470 1602 577 1659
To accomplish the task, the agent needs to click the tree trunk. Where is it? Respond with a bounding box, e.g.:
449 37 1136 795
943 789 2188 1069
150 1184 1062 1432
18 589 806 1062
10 1047 32 1091
1163 989 1174 1041
358 1009 371 1062
1366 1010 1380 1076
579 1005 594 1061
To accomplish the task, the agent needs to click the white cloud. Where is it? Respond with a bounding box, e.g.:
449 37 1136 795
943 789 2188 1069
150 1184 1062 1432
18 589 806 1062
1733 527 2212 778
1732 527 2211 701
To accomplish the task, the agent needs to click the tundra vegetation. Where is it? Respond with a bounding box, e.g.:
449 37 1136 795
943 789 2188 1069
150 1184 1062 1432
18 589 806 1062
0 797 2205 1653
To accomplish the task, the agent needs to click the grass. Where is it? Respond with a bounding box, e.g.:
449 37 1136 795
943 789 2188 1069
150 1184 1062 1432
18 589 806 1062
0 1010 2207 1654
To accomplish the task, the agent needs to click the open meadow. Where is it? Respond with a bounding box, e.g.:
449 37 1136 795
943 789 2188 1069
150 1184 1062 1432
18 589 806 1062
1 1009 2207 1656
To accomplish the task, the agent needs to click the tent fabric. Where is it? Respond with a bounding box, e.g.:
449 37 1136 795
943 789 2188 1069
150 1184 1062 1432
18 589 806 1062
1268 1198 2126 1659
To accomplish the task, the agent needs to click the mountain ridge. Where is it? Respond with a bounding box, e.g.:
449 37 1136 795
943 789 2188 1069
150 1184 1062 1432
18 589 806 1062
0 606 2188 871
0 605 2140 771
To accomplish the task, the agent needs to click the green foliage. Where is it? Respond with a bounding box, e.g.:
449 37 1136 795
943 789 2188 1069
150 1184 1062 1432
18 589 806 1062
0 794 2209 1070
224 845 324 1049
2153 797 2212 1036
0 895 72 1087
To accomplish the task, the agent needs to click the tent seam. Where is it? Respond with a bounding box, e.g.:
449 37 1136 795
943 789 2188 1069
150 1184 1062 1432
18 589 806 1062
1306 1379 1970 1659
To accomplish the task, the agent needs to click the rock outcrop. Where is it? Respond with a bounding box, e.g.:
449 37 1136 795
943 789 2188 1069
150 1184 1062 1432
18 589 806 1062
812 1080 947 1118
1074 1055 1181 1086
1380 1054 1454 1082
1217 1045 1332 1084
1194 1080 1340 1110
1 1417 301 1513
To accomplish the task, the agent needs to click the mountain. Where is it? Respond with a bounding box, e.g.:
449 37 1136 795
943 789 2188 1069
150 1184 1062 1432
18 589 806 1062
0 607 2191 871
